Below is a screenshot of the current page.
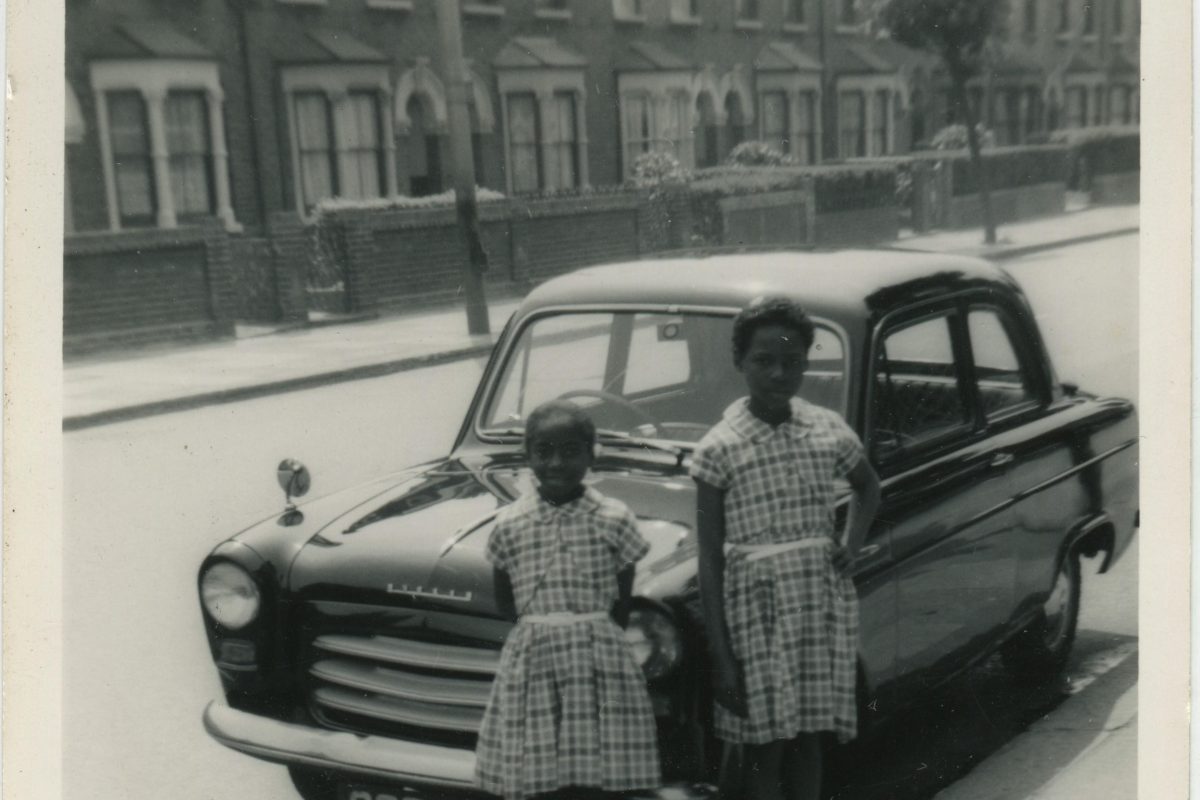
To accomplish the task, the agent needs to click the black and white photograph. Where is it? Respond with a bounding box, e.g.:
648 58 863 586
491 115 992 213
4 0 1191 799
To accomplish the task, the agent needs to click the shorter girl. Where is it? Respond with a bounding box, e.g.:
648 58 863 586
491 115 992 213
475 400 661 800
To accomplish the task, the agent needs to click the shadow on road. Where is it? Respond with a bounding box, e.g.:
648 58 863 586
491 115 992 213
825 630 1138 800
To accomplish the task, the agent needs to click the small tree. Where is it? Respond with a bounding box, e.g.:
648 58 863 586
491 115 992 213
879 0 1008 244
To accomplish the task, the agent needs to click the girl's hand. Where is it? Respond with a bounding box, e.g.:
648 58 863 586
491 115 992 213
714 665 748 718
832 544 857 574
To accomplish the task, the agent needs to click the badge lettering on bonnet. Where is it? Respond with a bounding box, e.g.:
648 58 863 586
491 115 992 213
386 584 473 602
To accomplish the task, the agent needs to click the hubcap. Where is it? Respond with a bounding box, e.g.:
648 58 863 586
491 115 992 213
1041 563 1073 651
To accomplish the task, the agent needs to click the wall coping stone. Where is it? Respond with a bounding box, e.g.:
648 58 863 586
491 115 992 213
65 223 214 256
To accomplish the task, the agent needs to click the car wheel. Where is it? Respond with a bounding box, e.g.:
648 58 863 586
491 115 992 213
288 766 338 800
1002 552 1081 683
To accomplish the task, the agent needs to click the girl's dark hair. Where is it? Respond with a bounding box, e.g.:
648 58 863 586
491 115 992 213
732 295 815 362
524 400 597 448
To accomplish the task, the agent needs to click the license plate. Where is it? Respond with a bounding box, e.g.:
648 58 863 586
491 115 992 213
339 783 416 800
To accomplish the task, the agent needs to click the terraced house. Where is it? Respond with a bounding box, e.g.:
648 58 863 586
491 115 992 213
64 0 1139 349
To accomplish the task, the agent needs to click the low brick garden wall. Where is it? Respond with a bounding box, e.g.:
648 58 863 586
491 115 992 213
64 222 236 355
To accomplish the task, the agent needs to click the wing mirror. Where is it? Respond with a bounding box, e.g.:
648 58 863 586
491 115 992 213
277 459 311 526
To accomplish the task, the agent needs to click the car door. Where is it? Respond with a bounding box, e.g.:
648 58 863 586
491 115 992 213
868 303 1019 697
960 302 1080 629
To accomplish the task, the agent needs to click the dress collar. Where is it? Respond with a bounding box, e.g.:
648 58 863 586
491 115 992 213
724 397 814 444
530 485 603 521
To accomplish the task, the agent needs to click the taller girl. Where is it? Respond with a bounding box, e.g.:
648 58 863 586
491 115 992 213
690 296 881 800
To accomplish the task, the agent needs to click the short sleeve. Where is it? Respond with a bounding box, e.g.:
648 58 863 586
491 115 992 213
831 413 866 478
485 519 513 572
690 440 732 489
608 510 651 567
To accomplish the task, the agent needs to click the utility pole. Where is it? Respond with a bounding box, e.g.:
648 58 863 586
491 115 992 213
436 0 490 335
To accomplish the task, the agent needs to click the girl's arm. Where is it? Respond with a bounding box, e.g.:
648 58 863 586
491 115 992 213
493 567 517 621
835 457 882 572
695 479 747 717
613 565 635 627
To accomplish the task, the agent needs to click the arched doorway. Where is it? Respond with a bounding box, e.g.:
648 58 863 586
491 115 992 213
724 93 747 157
406 94 443 196
695 93 720 168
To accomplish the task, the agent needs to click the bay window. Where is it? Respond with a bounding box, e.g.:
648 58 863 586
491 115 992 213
165 91 214 217
839 91 865 157
870 90 889 155
507 93 542 193
108 91 156 226
762 91 790 155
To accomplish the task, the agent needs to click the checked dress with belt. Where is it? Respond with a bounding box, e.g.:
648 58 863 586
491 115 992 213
690 397 866 745
475 488 661 799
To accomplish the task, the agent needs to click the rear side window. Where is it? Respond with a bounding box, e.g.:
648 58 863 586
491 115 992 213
968 308 1038 417
871 313 970 459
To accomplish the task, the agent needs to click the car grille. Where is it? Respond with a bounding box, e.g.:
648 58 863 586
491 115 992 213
303 606 506 747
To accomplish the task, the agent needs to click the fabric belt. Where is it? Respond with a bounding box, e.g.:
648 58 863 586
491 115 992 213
725 538 831 563
520 611 610 626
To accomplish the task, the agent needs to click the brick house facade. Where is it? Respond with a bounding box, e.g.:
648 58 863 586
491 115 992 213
66 0 1139 241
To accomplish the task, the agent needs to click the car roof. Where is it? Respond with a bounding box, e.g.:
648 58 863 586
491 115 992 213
519 249 1016 322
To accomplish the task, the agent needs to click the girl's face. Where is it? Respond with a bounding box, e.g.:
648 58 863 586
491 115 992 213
527 414 594 501
737 323 809 413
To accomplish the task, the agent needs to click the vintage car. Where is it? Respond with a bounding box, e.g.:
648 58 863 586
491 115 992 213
198 251 1138 800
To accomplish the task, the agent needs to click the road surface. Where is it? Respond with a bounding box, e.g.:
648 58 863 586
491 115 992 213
62 233 1138 800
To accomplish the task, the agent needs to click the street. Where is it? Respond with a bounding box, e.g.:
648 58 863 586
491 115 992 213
62 234 1138 800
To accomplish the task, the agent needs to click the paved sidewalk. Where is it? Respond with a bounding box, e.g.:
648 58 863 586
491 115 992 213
64 204 1138 430
934 654 1137 800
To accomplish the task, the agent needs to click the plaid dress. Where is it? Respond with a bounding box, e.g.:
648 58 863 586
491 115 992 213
475 488 661 799
690 397 865 745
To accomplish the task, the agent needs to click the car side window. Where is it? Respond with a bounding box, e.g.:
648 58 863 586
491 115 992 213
872 313 971 460
968 308 1037 418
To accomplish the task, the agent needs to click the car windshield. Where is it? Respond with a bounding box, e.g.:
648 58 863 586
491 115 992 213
479 310 848 444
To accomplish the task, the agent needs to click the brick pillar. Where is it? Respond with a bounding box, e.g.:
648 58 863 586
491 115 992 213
267 211 311 322
339 214 380 314
201 220 237 337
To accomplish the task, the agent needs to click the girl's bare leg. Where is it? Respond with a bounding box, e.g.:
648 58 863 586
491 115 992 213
782 733 823 800
745 741 787 800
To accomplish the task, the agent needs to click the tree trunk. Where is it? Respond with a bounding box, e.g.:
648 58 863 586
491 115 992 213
950 69 997 244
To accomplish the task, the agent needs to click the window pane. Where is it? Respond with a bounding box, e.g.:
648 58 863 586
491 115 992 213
342 92 383 199
793 93 814 164
553 93 578 189
507 93 540 193
969 310 1035 416
785 0 805 23
839 91 864 157
871 90 888 155
873 315 968 455
624 314 692 394
295 92 335 206
108 91 155 222
166 92 213 216
623 94 650 175
762 91 789 154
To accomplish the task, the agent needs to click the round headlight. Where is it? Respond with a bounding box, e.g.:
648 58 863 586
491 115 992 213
624 606 682 680
200 562 261 630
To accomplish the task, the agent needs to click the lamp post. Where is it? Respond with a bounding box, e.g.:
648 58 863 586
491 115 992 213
436 0 490 335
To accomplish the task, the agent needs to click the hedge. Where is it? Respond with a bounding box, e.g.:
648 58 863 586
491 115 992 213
949 146 1069 196
691 165 897 212
1051 126 1140 176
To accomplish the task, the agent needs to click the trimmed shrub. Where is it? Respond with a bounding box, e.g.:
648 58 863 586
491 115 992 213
1050 127 1139 186
630 151 691 188
930 123 996 151
726 140 799 167
949 146 1069 196
314 187 505 217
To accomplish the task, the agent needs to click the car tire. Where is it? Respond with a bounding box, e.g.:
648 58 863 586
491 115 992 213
1001 552 1081 683
288 766 338 800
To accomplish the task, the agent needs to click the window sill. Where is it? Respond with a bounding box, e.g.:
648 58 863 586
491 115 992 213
535 8 572 20
670 15 702 26
366 0 413 9
783 21 809 33
614 13 647 23
463 3 505 17
276 0 326 5
835 23 862 34
735 19 764 30
1081 33 1098 41
1056 31 1072 41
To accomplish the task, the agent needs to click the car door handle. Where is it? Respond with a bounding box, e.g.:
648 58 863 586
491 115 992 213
990 452 1015 468
857 544 883 558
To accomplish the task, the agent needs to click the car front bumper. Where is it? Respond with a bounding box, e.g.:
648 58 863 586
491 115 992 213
203 701 716 799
